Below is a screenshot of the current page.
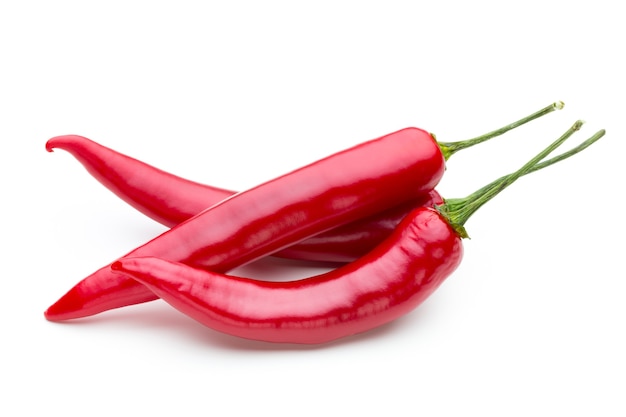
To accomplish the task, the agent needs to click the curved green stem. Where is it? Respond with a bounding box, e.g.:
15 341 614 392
438 101 564 160
438 120 605 238
450 128 607 208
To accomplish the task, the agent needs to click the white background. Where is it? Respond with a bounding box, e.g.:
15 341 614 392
2 1 624 416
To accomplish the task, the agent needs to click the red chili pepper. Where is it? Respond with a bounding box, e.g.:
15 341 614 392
109 123 605 344
111 207 463 344
46 134 442 263
45 127 446 321
45 102 562 262
45 134 231 228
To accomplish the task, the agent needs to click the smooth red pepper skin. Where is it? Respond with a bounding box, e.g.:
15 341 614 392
45 128 445 321
46 134 443 263
111 207 463 344
274 194 443 262
46 135 231 227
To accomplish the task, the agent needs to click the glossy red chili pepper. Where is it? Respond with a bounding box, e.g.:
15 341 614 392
45 135 231 228
109 122 605 344
46 134 442 263
44 102 562 263
111 207 462 344
45 127 446 321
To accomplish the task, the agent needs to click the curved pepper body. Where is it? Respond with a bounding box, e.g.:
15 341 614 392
46 135 232 227
111 207 463 344
45 128 445 320
46 135 443 263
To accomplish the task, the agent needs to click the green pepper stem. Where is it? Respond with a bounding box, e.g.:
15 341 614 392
452 127 607 207
438 101 564 160
438 120 606 238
